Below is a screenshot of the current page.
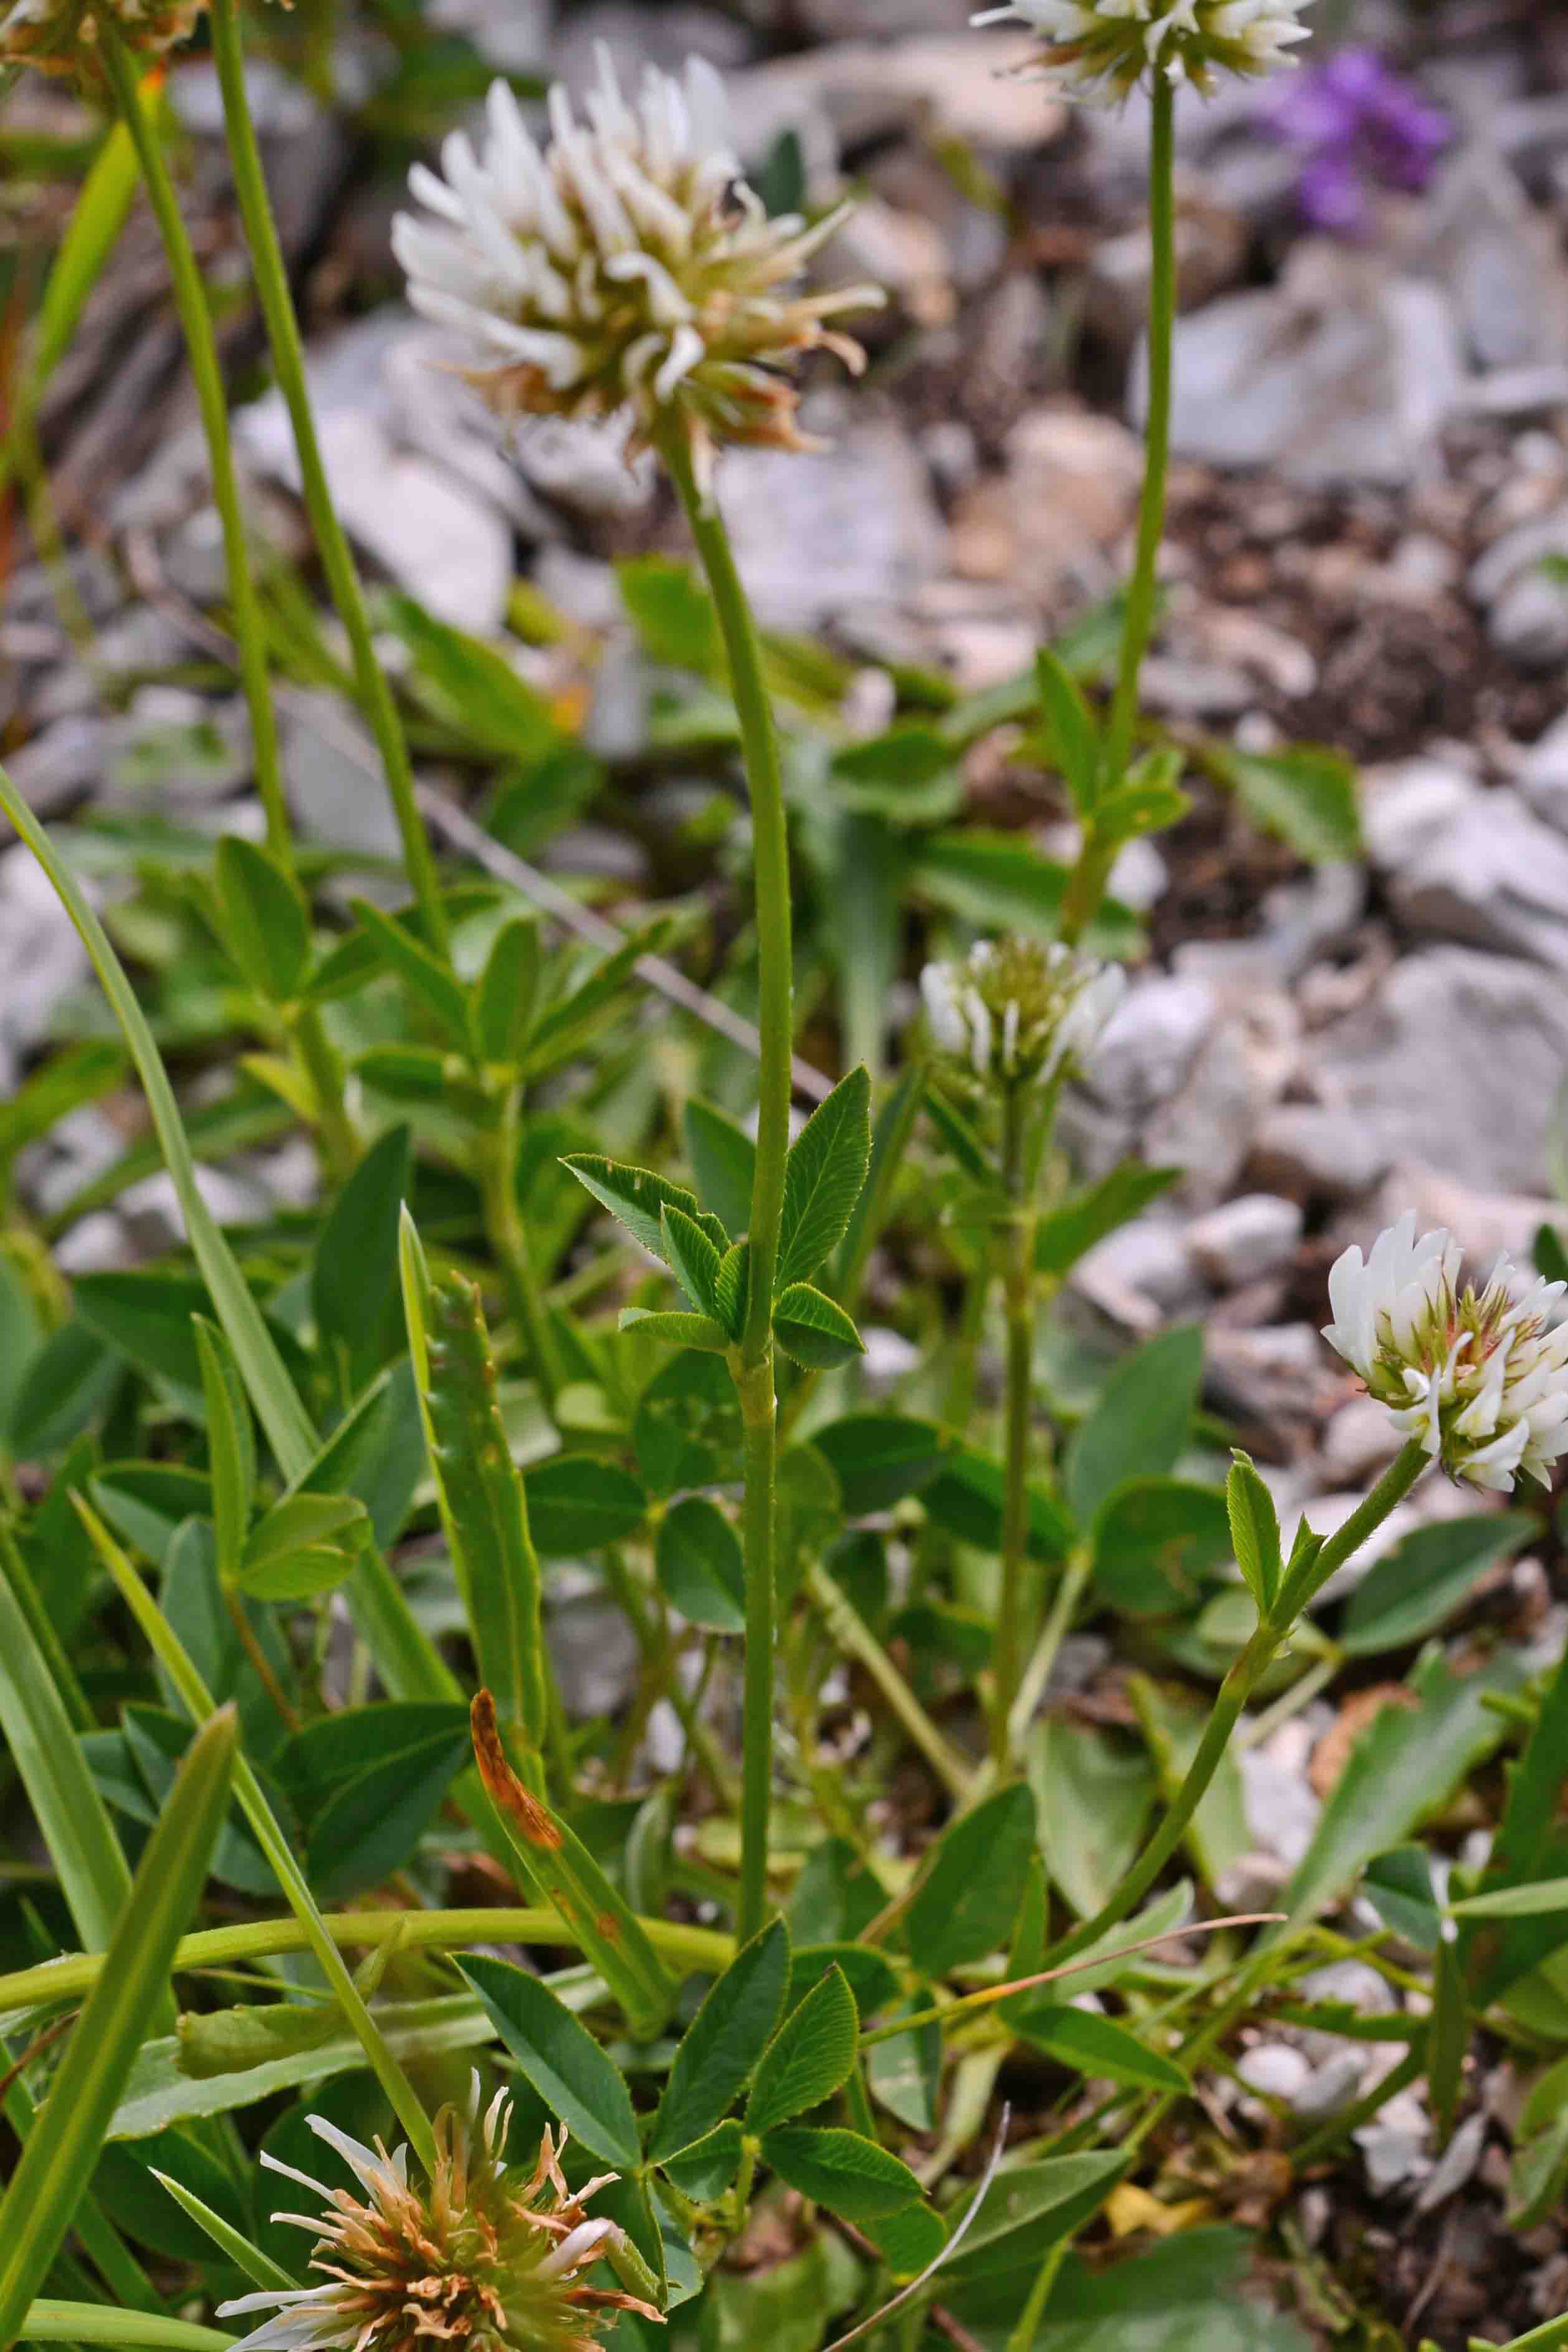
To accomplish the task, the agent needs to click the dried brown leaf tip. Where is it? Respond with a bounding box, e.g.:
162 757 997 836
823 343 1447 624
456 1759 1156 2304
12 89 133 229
471 1688 563 1849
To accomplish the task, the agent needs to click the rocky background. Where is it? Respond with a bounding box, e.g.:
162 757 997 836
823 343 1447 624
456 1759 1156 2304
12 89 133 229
6 0 1568 2338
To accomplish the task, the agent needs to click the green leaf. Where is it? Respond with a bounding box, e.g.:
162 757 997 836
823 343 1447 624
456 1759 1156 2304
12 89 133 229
0 1039 125 1194
618 1308 732 1352
812 1415 946 1516
1035 645 1100 816
661 1203 725 1322
922 1446 1073 1565
73 1270 211 1392
922 1081 996 1187
385 591 560 760
404 1238 550 1746
1028 1718 1155 1922
661 2119 743 2202
940 2151 1128 2285
1282 1647 1529 1930
1065 1326 1203 1526
914 829 1142 958
1364 1846 1442 1951
1211 743 1362 863
144 2169 294 2291
1035 1162 1182 1277
1011 2004 1188 2091
684 1098 754 1240
656 1494 745 1633
471 1690 678 2039
906 1784 1038 1977
634 1349 742 1495
240 1492 368 1589
746 1965 859 2133
1021 2227 1312 2352
649 1918 791 2163
193 1319 254 1585
772 1283 866 1370
526 1456 649 1557
277 1703 471 1900
472 915 542 1067
776 1066 872 1292
828 726 962 824
348 897 472 1045
563 1155 725 1268
0 1709 237 2343
1092 1477 1232 1616
458 1954 641 2171
312 1124 412 1374
761 2125 919 2221
618 553 718 671
1341 1512 1534 1655
1226 1453 1282 1618
214 836 311 1002
1091 748 1190 847
713 1242 750 1346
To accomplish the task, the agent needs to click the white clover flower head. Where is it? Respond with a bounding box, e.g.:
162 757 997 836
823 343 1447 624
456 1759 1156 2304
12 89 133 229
919 936 1126 1089
392 47 885 492
972 0 1313 104
219 2084 661 2352
1324 1213 1568 1494
1 0 206 80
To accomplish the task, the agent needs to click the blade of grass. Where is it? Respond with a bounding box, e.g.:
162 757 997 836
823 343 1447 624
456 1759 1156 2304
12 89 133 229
73 1494 439 2176
22 2311 232 2351
0 1709 238 2341
148 2171 296 2291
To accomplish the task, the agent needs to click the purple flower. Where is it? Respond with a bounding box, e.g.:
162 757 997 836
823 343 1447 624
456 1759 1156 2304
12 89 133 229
1262 47 1450 237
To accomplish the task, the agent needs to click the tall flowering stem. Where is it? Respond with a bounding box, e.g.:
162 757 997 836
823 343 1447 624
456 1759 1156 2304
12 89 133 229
993 1081 1038 1769
1041 1435 1430 1969
206 0 449 961
659 424 791 1943
96 26 355 1175
1104 70 1175 793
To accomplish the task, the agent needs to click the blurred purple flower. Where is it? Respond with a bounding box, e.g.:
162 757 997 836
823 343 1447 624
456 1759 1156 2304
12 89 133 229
1262 47 1450 236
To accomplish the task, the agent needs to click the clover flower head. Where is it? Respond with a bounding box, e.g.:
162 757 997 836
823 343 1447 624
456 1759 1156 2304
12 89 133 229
920 937 1125 1089
972 0 1314 105
1324 1213 1568 1494
219 2085 661 2352
0 0 206 82
392 47 884 494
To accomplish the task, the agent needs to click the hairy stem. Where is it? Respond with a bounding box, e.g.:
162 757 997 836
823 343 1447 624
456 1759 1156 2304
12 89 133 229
206 0 448 958
659 425 793 1941
991 1086 1035 1769
1104 71 1175 790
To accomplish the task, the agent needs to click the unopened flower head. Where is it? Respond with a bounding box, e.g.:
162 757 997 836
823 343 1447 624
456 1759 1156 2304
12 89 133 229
920 937 1125 1090
972 0 1314 103
393 48 884 490
1324 1213 1568 1494
0 0 206 81
219 2085 662 2352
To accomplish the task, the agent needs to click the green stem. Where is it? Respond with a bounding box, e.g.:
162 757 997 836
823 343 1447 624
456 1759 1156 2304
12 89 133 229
659 424 793 1941
806 1561 974 1805
1041 1440 1430 1969
480 1087 563 1418
1104 72 1175 791
1005 1541 1092 1757
737 1367 778 1943
991 1086 1035 1771
206 0 447 958
98 32 356 1170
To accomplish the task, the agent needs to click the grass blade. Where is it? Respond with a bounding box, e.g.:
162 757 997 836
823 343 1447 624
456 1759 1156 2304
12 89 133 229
72 1494 439 2177
22 2312 232 2351
148 2171 296 2290
0 1709 238 2340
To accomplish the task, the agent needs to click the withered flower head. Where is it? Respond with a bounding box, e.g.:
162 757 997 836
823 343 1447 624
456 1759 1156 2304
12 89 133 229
1 0 206 82
219 2085 662 2352
391 45 884 492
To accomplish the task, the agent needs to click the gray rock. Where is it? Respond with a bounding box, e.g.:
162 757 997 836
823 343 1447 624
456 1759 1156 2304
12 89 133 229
1073 1210 1210 1331
1366 1162 1568 1274
0 846 91 1068
424 0 550 69
1145 1015 1291 1207
1360 757 1482 871
1237 2043 1311 2102
1471 500 1568 671
1187 1193 1303 1288
1175 864 1366 992
1248 1104 1392 1203
1321 1397 1405 1484
515 413 657 520
0 716 112 820
1240 1733 1322 1872
730 34 1057 174
1144 240 1466 487
53 1212 131 1276
547 1595 640 1720
15 1106 125 1220
1304 947 1568 1195
1293 2049 1370 2120
1388 787 1568 970
1086 975 1217 1116
717 413 947 636
1422 148 1568 374
281 694 403 859
118 1165 275 1253
1520 712 1568 833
